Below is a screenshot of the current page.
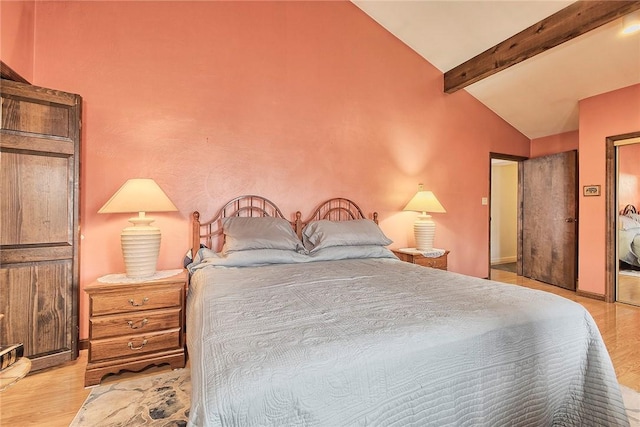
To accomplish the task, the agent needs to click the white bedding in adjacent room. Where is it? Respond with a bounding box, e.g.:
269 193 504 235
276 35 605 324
620 227 640 268
620 210 640 268
186 257 629 426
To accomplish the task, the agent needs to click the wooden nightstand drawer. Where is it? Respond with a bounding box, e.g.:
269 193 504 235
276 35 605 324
90 287 182 316
392 249 449 271
414 256 447 269
90 307 182 340
89 328 181 362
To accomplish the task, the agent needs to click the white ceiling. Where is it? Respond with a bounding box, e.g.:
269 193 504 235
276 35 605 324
352 1 640 139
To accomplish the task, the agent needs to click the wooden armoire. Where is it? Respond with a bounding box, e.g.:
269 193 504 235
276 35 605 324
0 63 82 371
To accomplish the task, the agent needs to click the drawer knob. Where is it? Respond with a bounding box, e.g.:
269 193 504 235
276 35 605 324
128 297 149 307
128 339 148 351
126 318 149 330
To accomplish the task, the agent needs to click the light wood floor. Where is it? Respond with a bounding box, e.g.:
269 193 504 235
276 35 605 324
1 269 639 427
619 271 640 305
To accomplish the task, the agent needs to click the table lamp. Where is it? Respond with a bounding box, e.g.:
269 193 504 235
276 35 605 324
403 184 446 251
98 178 178 278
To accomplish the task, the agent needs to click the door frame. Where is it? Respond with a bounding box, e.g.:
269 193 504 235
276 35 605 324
605 131 640 303
489 153 528 278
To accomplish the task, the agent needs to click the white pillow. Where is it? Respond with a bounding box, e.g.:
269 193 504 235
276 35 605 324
619 215 640 231
628 213 640 223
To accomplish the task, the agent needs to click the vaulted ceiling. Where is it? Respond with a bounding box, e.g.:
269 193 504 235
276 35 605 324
352 1 640 139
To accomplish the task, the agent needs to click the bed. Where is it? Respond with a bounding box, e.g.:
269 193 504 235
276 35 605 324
186 195 629 426
619 204 640 269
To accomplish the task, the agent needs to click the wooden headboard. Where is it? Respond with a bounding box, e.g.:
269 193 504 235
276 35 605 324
620 204 637 215
191 196 376 259
301 197 377 225
191 195 300 257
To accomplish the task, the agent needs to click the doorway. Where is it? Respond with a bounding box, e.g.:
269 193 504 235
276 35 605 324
489 153 526 279
490 159 518 277
606 133 640 307
489 151 577 288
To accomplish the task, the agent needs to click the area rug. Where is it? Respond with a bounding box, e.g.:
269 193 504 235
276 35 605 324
70 369 190 427
71 368 639 426
622 384 640 427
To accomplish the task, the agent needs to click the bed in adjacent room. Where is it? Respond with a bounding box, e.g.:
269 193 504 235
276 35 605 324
620 204 640 269
186 195 629 426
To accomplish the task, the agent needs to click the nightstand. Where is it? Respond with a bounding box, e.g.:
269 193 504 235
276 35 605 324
84 270 187 387
392 248 449 270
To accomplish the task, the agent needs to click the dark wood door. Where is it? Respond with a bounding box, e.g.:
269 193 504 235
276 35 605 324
522 150 577 290
0 78 81 371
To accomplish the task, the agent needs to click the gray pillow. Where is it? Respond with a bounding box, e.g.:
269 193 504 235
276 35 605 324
308 245 397 261
192 248 310 268
222 217 305 253
302 219 392 252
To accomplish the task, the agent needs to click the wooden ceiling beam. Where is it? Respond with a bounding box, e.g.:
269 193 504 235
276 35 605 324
444 0 640 94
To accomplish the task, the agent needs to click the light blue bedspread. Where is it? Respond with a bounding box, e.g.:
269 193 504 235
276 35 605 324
187 258 629 426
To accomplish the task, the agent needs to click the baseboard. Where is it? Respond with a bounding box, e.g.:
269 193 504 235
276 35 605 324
576 289 605 301
490 256 517 265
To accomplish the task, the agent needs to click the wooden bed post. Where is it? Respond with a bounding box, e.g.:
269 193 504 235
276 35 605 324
294 211 303 239
192 211 201 262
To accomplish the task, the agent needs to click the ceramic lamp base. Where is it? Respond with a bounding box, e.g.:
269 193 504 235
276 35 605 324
121 215 160 278
414 214 436 251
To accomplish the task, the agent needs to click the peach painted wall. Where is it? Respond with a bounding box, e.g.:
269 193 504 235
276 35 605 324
0 0 35 81
579 83 640 295
23 1 529 339
618 142 640 212
530 130 578 158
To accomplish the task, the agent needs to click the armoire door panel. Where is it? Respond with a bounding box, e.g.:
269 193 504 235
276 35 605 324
1 151 71 245
0 76 80 371
2 96 71 137
0 261 73 357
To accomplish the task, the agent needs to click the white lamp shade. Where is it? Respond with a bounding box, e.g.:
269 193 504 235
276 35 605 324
403 187 445 251
403 190 446 214
98 178 177 214
98 179 177 278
